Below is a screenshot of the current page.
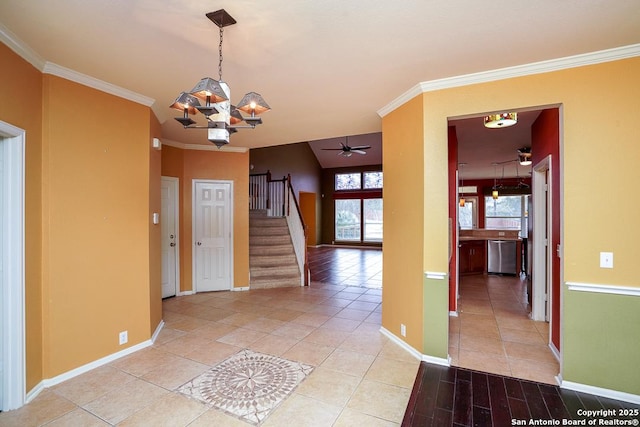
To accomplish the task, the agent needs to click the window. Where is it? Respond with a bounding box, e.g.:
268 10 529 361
334 171 383 242
458 196 478 230
485 195 528 236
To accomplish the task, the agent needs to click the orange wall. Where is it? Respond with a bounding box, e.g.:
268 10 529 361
381 95 425 350
0 43 44 390
149 117 163 335
162 146 250 290
42 75 154 376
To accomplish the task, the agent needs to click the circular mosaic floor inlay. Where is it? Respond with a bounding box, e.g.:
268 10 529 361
178 349 314 424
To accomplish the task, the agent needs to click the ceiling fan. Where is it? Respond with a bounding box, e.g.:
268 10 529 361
322 137 371 157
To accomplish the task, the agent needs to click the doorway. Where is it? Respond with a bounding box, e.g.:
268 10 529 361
532 156 552 322
161 177 179 298
0 121 26 411
192 180 233 292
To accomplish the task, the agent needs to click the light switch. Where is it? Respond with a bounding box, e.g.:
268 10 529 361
152 138 161 150
152 212 160 224
599 252 613 269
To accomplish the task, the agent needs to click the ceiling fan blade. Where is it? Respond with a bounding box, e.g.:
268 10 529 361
350 145 371 150
322 148 344 151
352 150 367 155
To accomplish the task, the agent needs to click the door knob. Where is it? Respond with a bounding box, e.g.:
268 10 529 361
170 234 174 239
170 243 175 247
197 241 202 246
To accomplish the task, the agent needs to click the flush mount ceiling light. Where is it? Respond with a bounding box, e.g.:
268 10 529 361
484 112 517 128
518 147 532 165
169 9 270 148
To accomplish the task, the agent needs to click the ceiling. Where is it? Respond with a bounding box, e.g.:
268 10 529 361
1 1 638 173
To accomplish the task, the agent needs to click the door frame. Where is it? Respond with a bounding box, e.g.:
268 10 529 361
532 155 552 323
161 176 180 298
0 120 26 410
191 179 234 293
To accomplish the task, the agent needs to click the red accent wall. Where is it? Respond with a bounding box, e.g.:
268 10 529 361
531 108 561 351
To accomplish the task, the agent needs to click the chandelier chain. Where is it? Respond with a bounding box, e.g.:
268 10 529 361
218 26 224 81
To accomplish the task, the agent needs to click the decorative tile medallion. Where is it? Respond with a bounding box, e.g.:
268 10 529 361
178 349 314 424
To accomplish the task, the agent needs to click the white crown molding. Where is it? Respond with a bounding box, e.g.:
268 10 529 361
0 23 46 71
377 43 640 118
565 282 640 297
161 138 249 153
42 62 155 107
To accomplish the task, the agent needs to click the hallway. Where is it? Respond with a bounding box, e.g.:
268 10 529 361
450 274 559 384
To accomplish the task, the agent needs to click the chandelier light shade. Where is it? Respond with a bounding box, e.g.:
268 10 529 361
170 9 270 148
518 147 532 165
484 112 518 128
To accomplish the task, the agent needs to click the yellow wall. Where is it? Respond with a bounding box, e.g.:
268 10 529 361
0 43 44 390
162 146 250 290
381 95 425 350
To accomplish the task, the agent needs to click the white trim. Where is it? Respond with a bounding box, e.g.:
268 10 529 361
0 121 26 411
232 287 250 292
161 138 248 153
0 23 46 71
549 342 561 363
424 271 447 280
177 290 195 296
379 327 422 361
377 44 640 117
532 155 552 322
422 353 451 367
448 311 459 317
42 62 154 107
560 380 640 405
151 320 165 343
161 176 180 299
565 282 640 297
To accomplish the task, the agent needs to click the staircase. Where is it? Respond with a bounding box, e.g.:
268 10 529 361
249 210 301 288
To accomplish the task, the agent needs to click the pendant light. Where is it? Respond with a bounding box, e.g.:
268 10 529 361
492 163 499 200
459 163 466 207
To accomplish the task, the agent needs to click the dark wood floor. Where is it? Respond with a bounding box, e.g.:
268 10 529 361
402 362 640 427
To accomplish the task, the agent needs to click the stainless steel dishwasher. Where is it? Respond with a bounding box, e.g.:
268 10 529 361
487 240 517 274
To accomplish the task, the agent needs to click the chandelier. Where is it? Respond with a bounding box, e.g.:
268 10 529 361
169 9 270 148
484 112 517 128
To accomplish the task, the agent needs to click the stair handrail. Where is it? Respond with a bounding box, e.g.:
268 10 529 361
284 174 310 286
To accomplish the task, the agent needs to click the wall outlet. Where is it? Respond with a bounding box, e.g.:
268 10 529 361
400 323 407 337
119 330 128 345
600 252 613 269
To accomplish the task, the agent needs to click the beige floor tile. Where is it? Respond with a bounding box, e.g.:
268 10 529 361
302 328 350 347
183 340 242 366
458 333 505 355
111 347 179 378
52 365 136 405
503 341 559 364
282 341 335 366
185 322 238 341
378 341 421 363
334 408 400 427
365 357 420 388
338 331 386 356
188 408 250 427
241 316 287 333
364 310 382 324
310 304 344 316
334 308 371 321
320 317 361 332
271 322 316 340
216 327 267 347
118 392 209 426
290 312 332 327
262 393 341 427
495 315 539 332
457 349 512 377
500 326 546 345
43 408 110 426
321 349 376 377
247 333 300 356
158 334 215 357
0 390 76 427
295 366 361 407
346 379 411 423
141 356 210 390
83 379 169 425
168 316 211 332
508 357 559 385
217 312 262 328
153 327 186 345
264 308 305 321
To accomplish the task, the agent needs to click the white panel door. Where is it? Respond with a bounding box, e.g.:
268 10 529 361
193 180 232 292
161 177 179 298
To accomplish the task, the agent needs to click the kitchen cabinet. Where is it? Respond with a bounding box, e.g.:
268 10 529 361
459 240 486 275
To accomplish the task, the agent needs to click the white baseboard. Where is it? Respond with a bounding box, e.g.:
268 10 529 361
177 290 194 296
449 311 459 317
232 286 250 292
380 326 451 366
25 328 161 404
549 342 561 362
560 380 640 405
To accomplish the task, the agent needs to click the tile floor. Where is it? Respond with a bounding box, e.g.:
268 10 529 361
0 280 419 426
449 273 560 384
